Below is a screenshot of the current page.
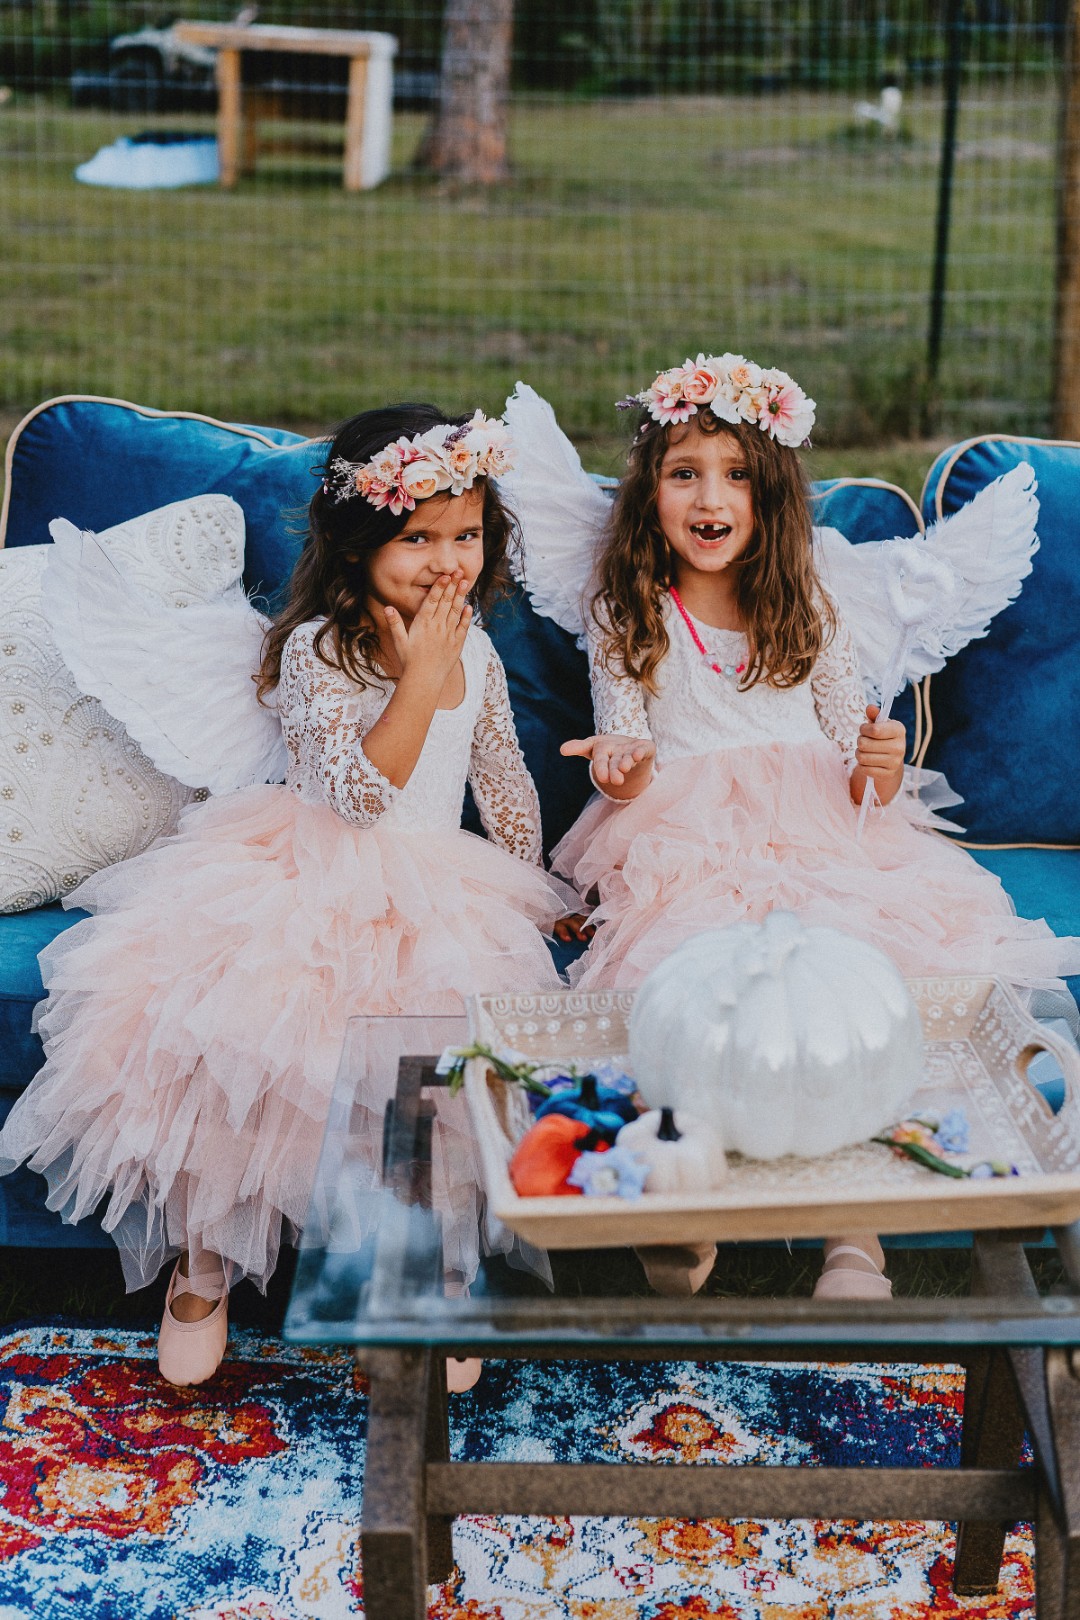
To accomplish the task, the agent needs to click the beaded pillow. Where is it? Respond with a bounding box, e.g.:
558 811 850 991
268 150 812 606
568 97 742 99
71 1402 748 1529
0 494 245 912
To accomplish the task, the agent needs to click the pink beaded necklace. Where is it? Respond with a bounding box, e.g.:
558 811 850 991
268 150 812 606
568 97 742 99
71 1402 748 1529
669 587 746 680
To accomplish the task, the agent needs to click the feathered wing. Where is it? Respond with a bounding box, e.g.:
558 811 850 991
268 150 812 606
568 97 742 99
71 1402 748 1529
44 518 288 794
813 460 1039 701
917 459 1039 663
813 524 903 703
499 382 613 642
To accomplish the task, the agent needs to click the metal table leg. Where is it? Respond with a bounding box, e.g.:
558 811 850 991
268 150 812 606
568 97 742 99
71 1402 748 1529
425 1353 455 1582
954 1346 1027 1593
361 1346 433 1620
1035 1348 1080 1618
954 1235 1032 1594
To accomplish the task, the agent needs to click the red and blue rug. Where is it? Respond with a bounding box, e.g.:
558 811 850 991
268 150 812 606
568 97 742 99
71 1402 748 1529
0 1325 1033 1618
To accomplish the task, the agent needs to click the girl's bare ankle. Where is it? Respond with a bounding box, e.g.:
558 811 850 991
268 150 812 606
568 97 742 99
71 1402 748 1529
823 1233 885 1274
170 1250 225 1322
170 1291 218 1323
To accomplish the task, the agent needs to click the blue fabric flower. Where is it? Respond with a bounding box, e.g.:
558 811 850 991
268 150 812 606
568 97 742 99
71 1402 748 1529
567 1146 650 1199
933 1109 970 1154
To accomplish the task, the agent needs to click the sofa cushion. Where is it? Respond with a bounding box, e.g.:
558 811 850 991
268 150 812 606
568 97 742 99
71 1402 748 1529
921 436 1080 845
811 477 922 546
1 397 316 604
0 903 88 1088
479 586 595 855
0 546 192 913
968 847 1080 1005
0 1098 111 1247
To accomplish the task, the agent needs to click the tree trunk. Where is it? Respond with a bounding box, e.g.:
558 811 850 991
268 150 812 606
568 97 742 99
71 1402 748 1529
416 0 514 184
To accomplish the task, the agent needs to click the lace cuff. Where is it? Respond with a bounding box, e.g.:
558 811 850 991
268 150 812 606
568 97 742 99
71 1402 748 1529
280 630 400 827
326 728 400 825
583 618 653 801
811 604 868 772
469 649 544 863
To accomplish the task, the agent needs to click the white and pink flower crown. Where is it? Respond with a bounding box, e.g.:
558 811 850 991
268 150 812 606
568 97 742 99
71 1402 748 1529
617 352 816 448
323 410 514 517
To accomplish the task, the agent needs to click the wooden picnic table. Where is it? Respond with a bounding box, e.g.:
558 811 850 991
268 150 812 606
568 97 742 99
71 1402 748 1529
172 22 397 191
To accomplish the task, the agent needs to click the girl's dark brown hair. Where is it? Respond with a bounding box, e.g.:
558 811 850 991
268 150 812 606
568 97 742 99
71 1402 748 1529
593 409 833 693
257 404 518 699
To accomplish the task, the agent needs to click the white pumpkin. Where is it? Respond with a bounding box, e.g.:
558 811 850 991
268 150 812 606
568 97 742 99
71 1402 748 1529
616 1107 727 1193
628 910 923 1160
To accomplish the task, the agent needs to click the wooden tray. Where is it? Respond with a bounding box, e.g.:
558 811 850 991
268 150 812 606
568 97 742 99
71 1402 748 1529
463 977 1080 1248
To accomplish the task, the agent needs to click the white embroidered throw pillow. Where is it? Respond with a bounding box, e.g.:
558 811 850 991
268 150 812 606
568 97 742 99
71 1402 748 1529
0 494 245 912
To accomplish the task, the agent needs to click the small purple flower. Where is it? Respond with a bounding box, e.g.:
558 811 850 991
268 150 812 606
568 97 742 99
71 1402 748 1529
934 1109 970 1155
567 1146 649 1199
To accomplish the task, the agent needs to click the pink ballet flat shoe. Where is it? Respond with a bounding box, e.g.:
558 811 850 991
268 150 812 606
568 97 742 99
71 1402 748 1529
813 1244 893 1301
446 1357 483 1393
636 1241 717 1296
158 1260 229 1386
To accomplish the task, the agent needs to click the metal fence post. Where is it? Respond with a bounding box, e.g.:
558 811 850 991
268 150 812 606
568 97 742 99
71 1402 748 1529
1054 0 1080 438
924 0 965 428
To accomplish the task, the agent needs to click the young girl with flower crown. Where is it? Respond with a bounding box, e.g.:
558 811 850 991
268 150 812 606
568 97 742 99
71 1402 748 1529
551 353 1080 1299
0 403 566 1387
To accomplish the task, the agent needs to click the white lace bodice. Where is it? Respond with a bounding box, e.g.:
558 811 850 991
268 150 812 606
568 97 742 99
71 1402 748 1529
588 595 868 785
277 620 543 861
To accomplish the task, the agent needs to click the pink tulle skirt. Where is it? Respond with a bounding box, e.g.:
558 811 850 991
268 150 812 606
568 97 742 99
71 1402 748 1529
0 787 563 1294
554 738 1080 994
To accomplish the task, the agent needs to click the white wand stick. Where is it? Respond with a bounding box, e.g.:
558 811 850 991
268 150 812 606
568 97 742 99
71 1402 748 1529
854 630 911 842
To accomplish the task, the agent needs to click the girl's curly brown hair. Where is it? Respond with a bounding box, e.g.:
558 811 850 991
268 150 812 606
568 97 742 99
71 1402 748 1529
592 409 833 694
257 403 519 701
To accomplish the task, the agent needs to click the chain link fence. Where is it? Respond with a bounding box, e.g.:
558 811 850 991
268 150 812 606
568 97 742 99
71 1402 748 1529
0 2 1067 466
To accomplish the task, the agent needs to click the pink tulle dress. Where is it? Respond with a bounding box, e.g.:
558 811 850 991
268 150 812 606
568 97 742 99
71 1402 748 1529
0 621 564 1293
554 597 1080 999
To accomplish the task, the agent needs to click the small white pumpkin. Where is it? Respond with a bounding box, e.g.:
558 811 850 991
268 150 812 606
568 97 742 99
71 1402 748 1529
616 1107 727 1193
628 910 923 1160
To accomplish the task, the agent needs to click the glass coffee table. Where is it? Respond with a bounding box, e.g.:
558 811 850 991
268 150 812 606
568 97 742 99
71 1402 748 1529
286 1013 1080 1620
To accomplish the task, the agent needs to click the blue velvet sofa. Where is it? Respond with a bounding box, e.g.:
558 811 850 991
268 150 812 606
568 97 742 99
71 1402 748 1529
0 397 1076 1248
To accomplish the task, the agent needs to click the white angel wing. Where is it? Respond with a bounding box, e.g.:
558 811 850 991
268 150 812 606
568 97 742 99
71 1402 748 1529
499 382 613 641
44 518 288 794
917 459 1039 661
814 461 1039 701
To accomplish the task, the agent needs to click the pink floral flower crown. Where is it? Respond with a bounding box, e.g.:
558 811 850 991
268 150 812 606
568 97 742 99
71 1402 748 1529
323 411 515 517
617 352 816 448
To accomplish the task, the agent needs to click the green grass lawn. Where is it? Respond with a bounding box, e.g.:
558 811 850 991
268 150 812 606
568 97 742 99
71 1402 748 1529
0 80 1059 484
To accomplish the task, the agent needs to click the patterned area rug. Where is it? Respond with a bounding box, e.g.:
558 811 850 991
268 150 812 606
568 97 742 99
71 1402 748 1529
0 1325 1033 1619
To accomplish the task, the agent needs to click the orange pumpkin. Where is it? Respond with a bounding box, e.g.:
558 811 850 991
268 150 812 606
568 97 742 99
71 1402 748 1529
509 1115 610 1197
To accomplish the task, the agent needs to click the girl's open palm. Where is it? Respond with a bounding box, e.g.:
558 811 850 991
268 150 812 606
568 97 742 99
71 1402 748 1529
561 733 655 788
384 574 472 686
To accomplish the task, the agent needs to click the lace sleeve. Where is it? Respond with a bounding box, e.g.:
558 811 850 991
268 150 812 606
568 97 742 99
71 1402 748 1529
469 644 544 864
586 613 652 740
279 627 400 827
811 603 869 773
582 611 653 801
